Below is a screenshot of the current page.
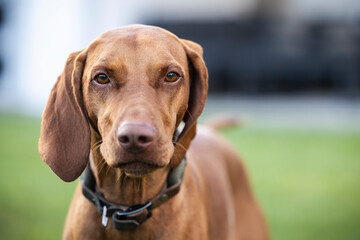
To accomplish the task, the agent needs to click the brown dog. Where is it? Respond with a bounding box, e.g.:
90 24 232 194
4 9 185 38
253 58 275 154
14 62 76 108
39 25 267 240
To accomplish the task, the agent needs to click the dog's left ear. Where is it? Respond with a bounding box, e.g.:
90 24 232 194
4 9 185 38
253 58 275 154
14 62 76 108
39 50 90 182
171 39 208 167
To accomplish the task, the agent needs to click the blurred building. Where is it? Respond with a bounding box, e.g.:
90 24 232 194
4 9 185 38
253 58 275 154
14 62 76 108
150 0 360 95
0 0 359 113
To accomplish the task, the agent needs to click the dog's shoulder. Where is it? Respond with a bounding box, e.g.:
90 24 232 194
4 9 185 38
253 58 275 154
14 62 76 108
187 125 245 175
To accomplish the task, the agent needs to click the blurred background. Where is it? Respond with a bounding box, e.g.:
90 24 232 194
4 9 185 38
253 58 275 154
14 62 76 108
0 0 359 239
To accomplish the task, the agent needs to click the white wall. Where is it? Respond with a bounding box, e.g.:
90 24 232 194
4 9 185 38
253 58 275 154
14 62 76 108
0 0 135 115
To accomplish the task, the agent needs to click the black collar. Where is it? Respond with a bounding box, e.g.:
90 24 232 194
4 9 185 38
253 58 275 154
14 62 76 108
81 157 186 231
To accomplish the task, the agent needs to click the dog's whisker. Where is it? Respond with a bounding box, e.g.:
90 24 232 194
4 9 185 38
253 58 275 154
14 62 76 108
173 141 187 152
93 139 103 146
92 144 102 151
136 178 142 193
141 178 147 198
95 158 107 175
95 157 104 168
91 140 103 151
99 161 106 173
116 171 123 184
121 172 127 186
185 109 195 122
105 164 111 176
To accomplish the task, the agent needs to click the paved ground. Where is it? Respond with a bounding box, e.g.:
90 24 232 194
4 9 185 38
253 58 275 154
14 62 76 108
202 95 360 132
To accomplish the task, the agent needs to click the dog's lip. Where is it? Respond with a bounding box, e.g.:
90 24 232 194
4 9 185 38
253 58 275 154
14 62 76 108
117 160 163 176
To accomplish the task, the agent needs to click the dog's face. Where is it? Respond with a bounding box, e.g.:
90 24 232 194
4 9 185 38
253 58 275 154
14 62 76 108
39 25 208 182
83 27 190 177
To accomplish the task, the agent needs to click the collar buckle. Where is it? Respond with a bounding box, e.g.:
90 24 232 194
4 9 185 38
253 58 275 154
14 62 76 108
112 202 153 231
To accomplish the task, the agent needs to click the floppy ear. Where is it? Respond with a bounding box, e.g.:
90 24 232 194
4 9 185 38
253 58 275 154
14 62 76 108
38 50 90 182
171 39 208 167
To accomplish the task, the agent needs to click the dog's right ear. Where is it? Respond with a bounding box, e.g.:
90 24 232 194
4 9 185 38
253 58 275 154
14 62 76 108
39 50 90 182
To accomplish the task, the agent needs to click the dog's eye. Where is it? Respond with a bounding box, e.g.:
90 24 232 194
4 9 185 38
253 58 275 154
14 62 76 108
165 72 179 82
94 74 110 84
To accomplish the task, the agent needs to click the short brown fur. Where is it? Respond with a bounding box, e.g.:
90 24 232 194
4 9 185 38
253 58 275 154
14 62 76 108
39 25 268 240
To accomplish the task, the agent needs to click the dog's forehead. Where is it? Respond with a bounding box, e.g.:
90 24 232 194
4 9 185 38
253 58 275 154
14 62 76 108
100 25 179 43
88 25 186 64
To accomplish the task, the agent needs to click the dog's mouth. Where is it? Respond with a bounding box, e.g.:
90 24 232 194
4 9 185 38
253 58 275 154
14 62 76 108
117 160 163 178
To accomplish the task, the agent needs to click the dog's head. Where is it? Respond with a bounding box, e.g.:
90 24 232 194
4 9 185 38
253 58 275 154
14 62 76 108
39 25 208 182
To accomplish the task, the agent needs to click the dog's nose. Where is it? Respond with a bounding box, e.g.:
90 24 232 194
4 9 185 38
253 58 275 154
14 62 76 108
117 123 155 153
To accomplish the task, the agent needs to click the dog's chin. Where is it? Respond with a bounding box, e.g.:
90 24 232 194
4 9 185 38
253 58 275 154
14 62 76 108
117 161 163 178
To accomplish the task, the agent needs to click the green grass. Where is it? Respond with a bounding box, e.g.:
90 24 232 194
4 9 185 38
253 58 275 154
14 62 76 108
223 128 360 240
0 114 359 239
0 114 77 239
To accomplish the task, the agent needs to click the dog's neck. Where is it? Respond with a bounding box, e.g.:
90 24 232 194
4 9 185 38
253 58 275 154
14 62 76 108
89 139 170 206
